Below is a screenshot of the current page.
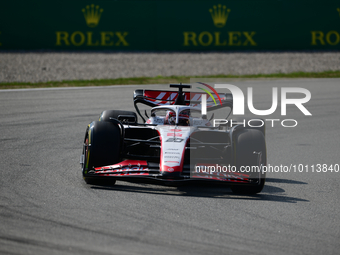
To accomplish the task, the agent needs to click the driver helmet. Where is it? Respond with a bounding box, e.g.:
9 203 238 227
165 111 190 126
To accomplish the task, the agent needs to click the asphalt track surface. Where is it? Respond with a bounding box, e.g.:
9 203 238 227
0 79 339 255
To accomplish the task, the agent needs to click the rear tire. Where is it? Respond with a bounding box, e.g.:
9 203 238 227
99 110 137 123
230 129 266 194
81 121 122 185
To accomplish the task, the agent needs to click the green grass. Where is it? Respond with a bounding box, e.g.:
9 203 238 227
1 70 340 89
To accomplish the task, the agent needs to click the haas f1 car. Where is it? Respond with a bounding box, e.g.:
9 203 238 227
80 84 267 194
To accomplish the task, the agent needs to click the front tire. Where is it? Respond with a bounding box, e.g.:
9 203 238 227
81 121 122 185
230 129 267 194
231 117 265 136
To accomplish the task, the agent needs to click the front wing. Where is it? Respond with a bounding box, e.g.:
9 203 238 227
85 160 261 186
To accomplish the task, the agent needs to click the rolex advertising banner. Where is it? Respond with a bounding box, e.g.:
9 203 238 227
0 0 339 51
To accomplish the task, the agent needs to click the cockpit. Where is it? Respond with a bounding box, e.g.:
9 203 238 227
148 107 207 126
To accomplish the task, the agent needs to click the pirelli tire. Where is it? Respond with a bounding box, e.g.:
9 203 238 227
99 110 137 123
231 117 265 136
230 128 267 194
81 121 122 185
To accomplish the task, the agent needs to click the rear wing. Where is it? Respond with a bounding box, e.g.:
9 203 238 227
133 89 233 110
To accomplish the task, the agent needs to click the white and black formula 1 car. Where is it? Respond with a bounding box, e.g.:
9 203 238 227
80 84 267 194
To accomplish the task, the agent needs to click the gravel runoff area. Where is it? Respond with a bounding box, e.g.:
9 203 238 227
0 52 340 83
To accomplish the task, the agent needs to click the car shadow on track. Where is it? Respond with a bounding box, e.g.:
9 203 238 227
265 178 308 185
89 178 309 203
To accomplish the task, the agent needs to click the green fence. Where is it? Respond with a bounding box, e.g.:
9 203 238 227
0 0 339 50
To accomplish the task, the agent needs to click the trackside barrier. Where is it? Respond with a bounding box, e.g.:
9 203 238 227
0 0 339 50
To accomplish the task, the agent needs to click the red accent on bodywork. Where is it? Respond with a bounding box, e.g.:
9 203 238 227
167 133 182 137
162 165 181 173
158 129 164 172
94 159 148 170
94 160 149 175
192 163 251 182
143 90 227 106
191 174 250 183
